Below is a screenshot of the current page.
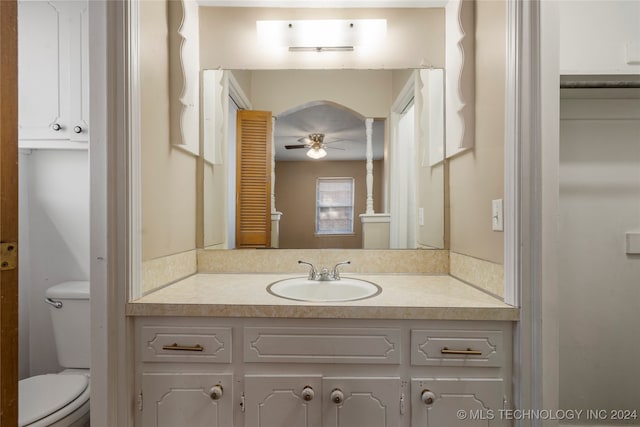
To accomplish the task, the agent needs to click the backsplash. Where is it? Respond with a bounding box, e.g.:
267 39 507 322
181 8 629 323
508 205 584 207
141 249 505 302
142 249 197 294
197 249 449 275
449 251 504 298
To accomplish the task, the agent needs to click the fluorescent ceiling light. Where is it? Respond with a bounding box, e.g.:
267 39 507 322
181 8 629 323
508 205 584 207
256 19 386 51
289 46 354 53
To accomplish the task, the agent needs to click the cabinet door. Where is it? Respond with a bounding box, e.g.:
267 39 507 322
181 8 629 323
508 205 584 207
141 373 233 427
411 378 508 427
18 0 71 141
322 377 401 427
67 0 89 142
244 375 322 427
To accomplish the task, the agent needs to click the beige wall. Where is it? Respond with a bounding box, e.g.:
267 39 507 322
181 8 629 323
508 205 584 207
448 0 505 264
229 70 252 99
199 8 444 70
391 69 416 102
141 0 197 261
275 160 383 249
249 70 393 118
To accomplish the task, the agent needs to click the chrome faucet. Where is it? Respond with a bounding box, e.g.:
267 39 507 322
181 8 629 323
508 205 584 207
332 261 351 280
298 260 351 281
298 260 318 280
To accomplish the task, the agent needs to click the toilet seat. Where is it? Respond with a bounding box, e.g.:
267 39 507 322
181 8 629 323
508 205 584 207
19 374 90 427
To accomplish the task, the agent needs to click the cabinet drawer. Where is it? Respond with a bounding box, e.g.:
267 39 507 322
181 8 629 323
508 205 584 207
411 329 504 367
140 326 232 363
244 327 401 364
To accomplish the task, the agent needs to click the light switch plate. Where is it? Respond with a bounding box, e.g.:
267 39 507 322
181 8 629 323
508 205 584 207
626 42 640 65
492 199 503 231
626 232 640 254
418 208 424 226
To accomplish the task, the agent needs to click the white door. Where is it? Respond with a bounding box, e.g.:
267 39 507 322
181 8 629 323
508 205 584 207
244 375 322 427
559 96 640 413
141 373 233 427
227 97 238 248
390 102 417 248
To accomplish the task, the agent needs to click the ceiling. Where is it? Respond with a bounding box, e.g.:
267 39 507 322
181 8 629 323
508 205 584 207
274 102 385 161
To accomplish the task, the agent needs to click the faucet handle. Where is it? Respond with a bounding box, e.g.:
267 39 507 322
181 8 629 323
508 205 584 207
332 261 351 280
298 260 317 280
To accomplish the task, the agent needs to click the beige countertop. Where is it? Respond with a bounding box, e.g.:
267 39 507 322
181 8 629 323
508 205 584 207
127 273 519 321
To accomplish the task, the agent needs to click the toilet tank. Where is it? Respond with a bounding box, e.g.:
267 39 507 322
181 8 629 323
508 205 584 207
46 281 90 369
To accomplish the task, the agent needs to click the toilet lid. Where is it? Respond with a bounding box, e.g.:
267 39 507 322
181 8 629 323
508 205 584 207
19 374 89 427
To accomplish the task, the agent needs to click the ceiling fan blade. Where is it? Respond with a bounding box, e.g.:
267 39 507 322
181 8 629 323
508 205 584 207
323 138 361 144
297 137 312 144
285 144 307 149
326 146 346 151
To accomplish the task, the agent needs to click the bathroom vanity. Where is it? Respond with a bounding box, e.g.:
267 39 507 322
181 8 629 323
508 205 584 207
128 274 518 427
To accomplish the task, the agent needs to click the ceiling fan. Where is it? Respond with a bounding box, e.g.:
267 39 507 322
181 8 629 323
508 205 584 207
284 133 345 159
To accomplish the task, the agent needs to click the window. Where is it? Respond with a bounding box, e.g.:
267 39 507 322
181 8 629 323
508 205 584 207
316 178 355 235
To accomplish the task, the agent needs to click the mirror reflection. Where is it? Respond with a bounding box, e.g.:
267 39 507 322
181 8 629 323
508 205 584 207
202 69 445 250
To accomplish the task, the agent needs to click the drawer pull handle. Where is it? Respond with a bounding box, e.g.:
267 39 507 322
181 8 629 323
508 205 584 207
441 347 482 355
162 343 204 352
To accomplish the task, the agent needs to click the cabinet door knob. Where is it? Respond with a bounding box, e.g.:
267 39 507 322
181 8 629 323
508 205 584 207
209 385 223 400
330 388 344 404
73 126 83 134
301 386 315 401
52 123 61 131
421 390 436 405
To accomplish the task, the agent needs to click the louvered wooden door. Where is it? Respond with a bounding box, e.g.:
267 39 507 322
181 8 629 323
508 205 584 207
236 110 272 248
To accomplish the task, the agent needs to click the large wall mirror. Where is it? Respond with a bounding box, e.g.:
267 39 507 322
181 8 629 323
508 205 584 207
201 68 445 250
140 0 477 258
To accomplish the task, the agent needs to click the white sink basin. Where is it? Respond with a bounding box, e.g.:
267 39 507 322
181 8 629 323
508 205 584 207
267 277 381 302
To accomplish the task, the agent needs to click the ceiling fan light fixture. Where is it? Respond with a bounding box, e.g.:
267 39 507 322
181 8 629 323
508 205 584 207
306 147 327 159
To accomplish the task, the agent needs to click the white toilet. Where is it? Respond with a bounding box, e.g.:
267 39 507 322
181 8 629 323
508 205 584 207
19 281 91 427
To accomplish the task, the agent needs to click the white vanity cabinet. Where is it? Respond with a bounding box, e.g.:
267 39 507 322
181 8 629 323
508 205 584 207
410 329 510 426
134 318 513 427
137 325 235 427
18 0 89 149
244 375 401 427
241 326 403 427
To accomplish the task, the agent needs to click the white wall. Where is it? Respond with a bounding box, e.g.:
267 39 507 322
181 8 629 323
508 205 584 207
559 0 640 74
18 150 90 377
559 93 640 416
